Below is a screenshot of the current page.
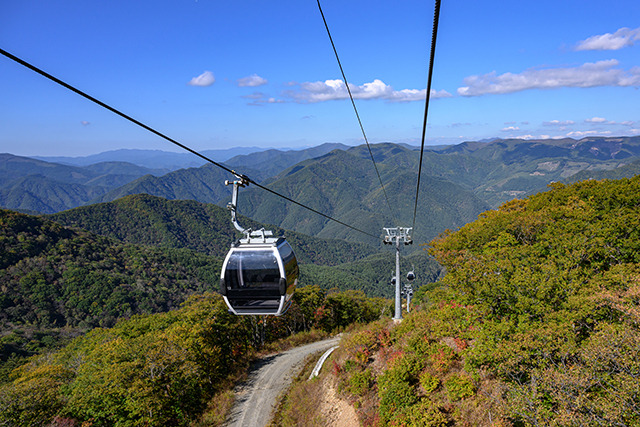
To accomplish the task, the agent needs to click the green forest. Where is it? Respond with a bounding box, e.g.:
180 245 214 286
0 288 390 426
2 176 640 425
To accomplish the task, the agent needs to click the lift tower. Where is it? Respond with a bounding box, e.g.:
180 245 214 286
384 227 412 321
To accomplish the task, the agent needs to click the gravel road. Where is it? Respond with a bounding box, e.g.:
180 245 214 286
224 336 342 427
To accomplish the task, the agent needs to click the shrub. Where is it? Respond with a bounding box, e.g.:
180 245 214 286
347 369 374 396
444 373 476 401
378 361 419 423
402 399 449 427
419 371 440 394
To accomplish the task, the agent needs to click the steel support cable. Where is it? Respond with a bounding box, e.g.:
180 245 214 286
0 47 380 240
316 0 399 226
412 0 441 231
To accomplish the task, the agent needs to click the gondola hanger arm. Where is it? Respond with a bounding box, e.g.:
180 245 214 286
225 175 272 242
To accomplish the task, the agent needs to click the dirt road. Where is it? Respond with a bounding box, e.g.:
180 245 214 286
224 336 341 427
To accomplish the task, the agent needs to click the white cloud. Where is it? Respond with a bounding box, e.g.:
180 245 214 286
576 27 640 51
585 117 636 127
188 71 215 87
543 120 575 126
81 121 90 126
242 91 285 106
237 74 268 87
567 130 612 137
585 117 607 123
457 60 640 96
501 126 520 132
286 79 451 103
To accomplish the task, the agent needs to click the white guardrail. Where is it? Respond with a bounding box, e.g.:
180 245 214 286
309 345 338 380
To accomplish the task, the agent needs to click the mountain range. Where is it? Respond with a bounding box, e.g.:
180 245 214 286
33 146 263 170
3 136 640 245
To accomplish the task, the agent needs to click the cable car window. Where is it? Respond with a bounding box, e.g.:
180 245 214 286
225 250 281 289
277 242 298 279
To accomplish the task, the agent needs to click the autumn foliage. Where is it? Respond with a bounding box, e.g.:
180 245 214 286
330 177 640 426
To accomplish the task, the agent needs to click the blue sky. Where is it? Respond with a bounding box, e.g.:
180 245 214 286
1 0 639 156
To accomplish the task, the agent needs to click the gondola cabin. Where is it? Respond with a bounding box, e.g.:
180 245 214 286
220 236 298 316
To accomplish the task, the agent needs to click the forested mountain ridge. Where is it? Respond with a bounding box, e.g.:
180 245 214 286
5 136 640 231
565 158 640 183
0 153 166 184
441 135 640 160
88 163 246 208
48 193 380 266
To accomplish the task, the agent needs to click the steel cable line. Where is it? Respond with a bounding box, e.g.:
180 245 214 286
412 0 442 231
316 0 399 226
0 47 380 240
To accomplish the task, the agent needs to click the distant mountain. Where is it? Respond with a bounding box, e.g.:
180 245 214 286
237 146 490 247
224 143 349 180
0 154 167 213
34 147 264 170
437 136 640 205
89 163 244 206
12 136 640 220
565 159 640 183
92 143 350 205
443 136 640 162
0 175 103 214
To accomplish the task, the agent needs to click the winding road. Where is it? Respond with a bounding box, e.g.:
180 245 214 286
224 336 341 427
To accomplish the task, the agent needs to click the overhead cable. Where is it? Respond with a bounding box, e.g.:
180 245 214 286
316 0 398 226
0 47 380 240
412 0 442 230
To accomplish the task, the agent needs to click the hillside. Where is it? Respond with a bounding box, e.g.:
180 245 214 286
88 163 243 206
0 286 391 426
321 176 640 425
0 208 220 333
1 204 413 381
565 158 640 183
